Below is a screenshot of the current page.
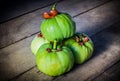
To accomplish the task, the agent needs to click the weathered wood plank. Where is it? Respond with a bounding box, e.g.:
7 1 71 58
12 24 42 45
53 21 120 81
0 0 61 23
0 0 120 81
0 0 110 49
93 61 120 81
11 67 55 81
0 35 36 81
10 21 120 81
74 0 120 35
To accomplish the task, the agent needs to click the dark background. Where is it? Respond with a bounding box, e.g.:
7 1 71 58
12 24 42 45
0 0 59 23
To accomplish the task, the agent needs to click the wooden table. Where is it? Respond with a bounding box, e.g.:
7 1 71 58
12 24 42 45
0 0 120 81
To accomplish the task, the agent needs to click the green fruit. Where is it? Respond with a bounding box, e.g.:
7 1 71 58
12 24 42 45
36 41 74 76
64 33 94 64
31 33 49 55
41 13 76 41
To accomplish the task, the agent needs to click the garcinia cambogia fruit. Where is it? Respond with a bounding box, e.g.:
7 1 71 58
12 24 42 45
64 33 94 64
31 33 49 55
36 40 74 76
41 4 76 41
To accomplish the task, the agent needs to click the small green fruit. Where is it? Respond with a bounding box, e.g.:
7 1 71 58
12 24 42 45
31 33 49 55
41 13 76 41
36 43 74 76
64 33 94 64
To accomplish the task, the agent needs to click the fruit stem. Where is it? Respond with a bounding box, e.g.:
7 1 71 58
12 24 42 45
53 40 57 50
52 3 57 10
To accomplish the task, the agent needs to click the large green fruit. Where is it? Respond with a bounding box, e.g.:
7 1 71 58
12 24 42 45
36 41 74 76
31 33 49 55
64 33 94 64
41 6 76 41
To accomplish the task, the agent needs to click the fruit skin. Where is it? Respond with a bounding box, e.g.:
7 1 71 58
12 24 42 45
36 43 74 76
31 33 49 55
41 13 76 41
64 33 94 64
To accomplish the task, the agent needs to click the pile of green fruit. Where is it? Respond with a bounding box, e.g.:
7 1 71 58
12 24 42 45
31 4 94 76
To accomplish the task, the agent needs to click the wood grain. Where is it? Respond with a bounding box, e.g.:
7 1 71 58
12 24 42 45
0 0 120 81
53 21 120 81
0 0 61 23
0 0 110 49
10 20 120 81
11 67 55 81
93 61 120 81
0 35 36 81
74 0 120 35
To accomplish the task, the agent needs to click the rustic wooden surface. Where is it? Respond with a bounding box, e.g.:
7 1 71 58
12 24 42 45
93 61 120 81
0 0 120 81
10 21 120 81
0 0 60 23
0 0 111 49
53 22 120 81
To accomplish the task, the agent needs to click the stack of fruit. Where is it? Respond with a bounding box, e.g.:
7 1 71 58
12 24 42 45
31 4 94 76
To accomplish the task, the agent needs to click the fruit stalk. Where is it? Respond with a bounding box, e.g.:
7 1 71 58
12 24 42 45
52 3 57 10
53 40 57 50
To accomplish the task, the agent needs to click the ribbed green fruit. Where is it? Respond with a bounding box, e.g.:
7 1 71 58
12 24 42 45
36 43 74 76
31 33 49 55
64 33 94 64
41 13 76 41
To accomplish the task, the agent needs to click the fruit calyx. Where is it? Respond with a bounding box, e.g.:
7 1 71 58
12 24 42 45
43 3 58 19
46 48 52 52
38 33 43 37
83 37 89 42
74 34 89 46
